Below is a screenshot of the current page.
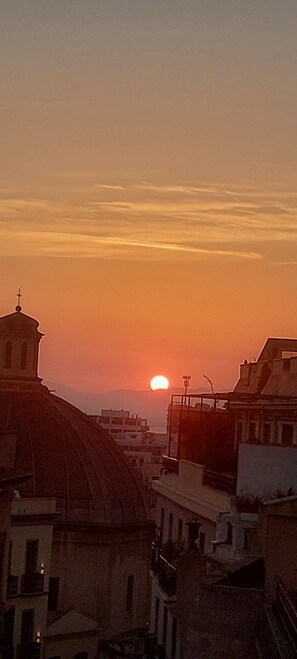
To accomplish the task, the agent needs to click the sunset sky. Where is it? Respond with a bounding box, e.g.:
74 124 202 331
1 1 297 393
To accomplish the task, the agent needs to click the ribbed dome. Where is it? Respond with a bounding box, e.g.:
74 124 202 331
0 388 152 527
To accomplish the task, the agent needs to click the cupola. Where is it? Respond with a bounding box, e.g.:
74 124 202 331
0 294 44 388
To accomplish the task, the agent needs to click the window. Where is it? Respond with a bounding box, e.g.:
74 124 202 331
177 518 183 544
4 341 12 369
3 606 15 650
154 597 160 637
21 609 34 645
282 424 293 445
32 347 37 371
20 342 28 370
126 575 134 613
263 423 271 444
162 606 168 648
160 508 165 544
8 540 12 575
249 422 257 441
168 513 173 542
199 532 205 554
236 421 243 444
25 540 38 574
227 523 232 544
48 577 59 611
171 616 177 659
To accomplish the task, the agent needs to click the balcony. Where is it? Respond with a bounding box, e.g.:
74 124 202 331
162 455 179 473
6 574 18 597
17 643 41 659
203 468 236 495
158 555 177 598
21 573 44 595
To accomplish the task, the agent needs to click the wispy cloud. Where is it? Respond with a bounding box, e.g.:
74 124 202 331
0 180 296 260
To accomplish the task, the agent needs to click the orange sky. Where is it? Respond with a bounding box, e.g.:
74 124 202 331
1 1 297 392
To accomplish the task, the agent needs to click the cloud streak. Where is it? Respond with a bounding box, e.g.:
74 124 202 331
0 181 297 260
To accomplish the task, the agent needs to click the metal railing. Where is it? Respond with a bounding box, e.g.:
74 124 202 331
6 574 18 597
158 555 177 597
20 573 44 595
275 576 297 655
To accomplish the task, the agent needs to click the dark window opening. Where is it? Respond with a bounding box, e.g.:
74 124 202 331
160 508 165 544
3 606 15 649
126 575 134 613
236 421 243 444
4 341 12 369
263 423 271 444
199 532 205 554
249 422 257 441
177 518 183 544
48 577 59 611
162 607 168 648
168 513 173 542
282 424 293 445
227 523 233 544
25 540 38 574
171 616 177 659
21 609 34 645
20 342 28 370
154 597 160 637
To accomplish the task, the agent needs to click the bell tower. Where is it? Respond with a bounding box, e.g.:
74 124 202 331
0 294 44 388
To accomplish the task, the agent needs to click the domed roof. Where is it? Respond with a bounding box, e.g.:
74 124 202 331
0 388 151 527
0 303 151 528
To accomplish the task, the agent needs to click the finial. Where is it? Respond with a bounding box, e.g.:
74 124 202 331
16 287 22 312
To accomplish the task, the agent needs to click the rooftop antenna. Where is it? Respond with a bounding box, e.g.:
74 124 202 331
16 287 22 312
183 374 191 397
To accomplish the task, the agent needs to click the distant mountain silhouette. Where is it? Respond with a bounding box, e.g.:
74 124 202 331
44 381 208 428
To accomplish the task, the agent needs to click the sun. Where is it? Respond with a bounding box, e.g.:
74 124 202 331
150 375 170 391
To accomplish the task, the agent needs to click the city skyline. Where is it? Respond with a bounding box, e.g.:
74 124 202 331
1 1 297 392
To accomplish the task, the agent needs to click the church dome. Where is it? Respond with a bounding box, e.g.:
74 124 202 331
0 304 151 527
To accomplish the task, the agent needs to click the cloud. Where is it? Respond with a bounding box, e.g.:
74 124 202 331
0 181 296 260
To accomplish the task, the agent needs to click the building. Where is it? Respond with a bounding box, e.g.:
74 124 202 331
92 410 149 440
150 338 297 659
91 412 168 489
0 302 153 658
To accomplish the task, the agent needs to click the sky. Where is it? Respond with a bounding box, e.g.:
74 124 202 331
1 1 297 393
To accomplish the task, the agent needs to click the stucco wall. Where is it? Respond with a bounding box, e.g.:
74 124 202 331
237 443 297 498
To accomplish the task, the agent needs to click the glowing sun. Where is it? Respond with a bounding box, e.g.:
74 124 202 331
150 375 170 391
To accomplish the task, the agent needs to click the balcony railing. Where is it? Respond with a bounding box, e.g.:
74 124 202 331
162 455 179 474
203 468 236 495
158 555 177 597
6 574 18 597
21 573 44 595
17 642 41 659
274 576 297 655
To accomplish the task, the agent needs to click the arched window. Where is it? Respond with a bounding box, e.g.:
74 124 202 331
32 346 37 371
20 342 28 370
4 341 12 369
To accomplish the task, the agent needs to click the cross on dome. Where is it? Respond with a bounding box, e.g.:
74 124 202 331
16 287 22 312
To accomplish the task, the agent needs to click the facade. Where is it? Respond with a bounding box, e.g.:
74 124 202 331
0 303 153 658
150 338 297 659
91 412 168 488
92 410 149 440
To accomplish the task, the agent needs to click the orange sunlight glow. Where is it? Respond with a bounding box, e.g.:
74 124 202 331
150 375 170 391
